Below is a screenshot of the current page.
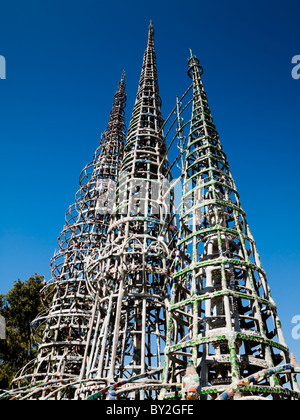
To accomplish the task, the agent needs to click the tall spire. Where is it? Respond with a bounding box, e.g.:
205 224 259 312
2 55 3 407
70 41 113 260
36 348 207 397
161 52 300 400
11 74 127 400
79 22 176 400
148 20 154 37
5 24 299 402
134 20 163 136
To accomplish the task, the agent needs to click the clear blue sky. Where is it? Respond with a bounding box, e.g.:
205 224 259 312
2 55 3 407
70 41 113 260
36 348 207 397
0 0 299 360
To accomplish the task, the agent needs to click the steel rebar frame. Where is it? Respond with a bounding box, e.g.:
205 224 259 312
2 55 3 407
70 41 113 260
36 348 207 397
160 51 300 400
79 22 177 400
11 74 127 400
3 24 299 402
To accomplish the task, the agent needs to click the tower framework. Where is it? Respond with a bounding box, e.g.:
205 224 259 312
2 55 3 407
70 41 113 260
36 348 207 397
3 23 300 401
160 52 300 400
78 22 177 400
11 74 127 400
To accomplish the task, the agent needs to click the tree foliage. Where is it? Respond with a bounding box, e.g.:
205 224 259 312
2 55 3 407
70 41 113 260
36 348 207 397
0 275 44 390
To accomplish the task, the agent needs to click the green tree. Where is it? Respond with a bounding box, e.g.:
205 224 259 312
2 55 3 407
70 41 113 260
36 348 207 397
0 274 44 390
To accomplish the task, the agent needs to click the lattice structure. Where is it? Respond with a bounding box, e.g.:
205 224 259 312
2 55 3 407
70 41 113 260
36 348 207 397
11 73 127 399
78 22 177 400
160 51 300 400
2 23 299 402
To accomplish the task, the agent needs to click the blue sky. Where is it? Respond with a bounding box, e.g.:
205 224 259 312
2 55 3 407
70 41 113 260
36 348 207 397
0 0 300 359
